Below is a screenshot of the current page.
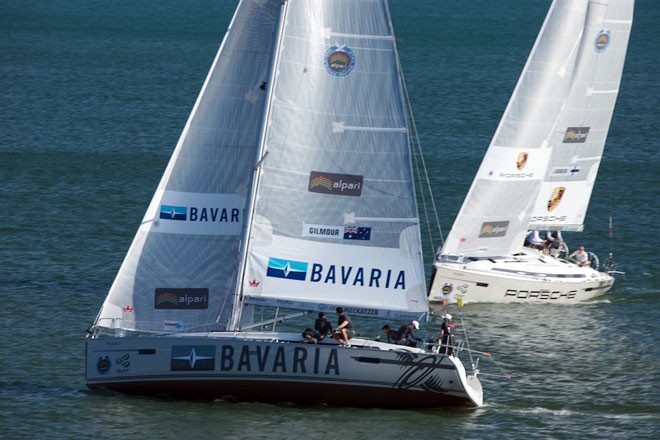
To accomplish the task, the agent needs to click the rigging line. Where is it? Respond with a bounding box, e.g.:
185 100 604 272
457 308 476 372
398 57 443 252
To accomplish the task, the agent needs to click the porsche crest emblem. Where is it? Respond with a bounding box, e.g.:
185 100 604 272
547 186 565 212
516 152 528 171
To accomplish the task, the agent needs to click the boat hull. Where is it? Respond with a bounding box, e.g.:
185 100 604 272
429 253 614 304
86 333 483 408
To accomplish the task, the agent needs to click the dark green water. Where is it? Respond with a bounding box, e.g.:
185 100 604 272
1 1 658 438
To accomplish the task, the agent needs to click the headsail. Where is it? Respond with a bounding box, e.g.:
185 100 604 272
239 0 428 320
442 0 633 257
94 1 281 333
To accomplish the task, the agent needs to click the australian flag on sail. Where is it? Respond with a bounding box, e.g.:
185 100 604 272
344 226 371 240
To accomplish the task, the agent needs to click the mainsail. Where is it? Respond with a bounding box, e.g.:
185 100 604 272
441 0 633 257
239 0 428 320
94 1 281 333
529 0 633 231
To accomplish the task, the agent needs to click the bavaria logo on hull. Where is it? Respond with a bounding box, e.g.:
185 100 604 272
171 345 215 371
266 257 405 290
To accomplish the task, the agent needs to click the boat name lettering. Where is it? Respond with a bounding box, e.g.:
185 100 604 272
159 205 242 223
220 345 340 375
530 215 567 223
499 172 534 178
504 289 577 300
309 227 340 236
342 306 379 316
310 263 405 290
189 207 240 222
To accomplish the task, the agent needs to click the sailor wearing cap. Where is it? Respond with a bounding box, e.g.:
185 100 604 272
396 320 422 347
438 314 454 355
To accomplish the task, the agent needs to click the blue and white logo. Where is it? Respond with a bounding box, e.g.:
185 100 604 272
160 205 187 221
266 257 406 290
266 258 308 281
171 345 215 371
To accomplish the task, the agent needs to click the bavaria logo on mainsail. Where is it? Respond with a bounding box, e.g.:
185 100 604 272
266 257 406 289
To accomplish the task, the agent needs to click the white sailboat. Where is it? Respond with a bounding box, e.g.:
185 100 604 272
429 0 633 304
85 0 483 408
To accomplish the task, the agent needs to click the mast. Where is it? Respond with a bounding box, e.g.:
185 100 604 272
229 1 289 331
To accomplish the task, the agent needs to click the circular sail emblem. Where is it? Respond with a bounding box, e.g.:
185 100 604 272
595 30 610 52
442 283 453 295
324 45 355 76
97 355 111 374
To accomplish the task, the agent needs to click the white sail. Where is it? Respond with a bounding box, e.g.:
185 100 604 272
529 0 633 231
87 0 484 409
240 0 428 319
442 0 633 257
94 1 281 333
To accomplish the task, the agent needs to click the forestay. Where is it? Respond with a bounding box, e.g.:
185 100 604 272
240 0 428 320
94 1 281 333
442 0 633 257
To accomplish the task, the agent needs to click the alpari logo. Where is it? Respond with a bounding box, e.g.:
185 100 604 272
563 127 590 143
324 45 355 77
154 288 209 309
308 171 363 196
159 204 241 223
266 257 406 290
478 221 509 238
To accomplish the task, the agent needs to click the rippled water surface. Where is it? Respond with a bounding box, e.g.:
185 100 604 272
1 1 658 438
